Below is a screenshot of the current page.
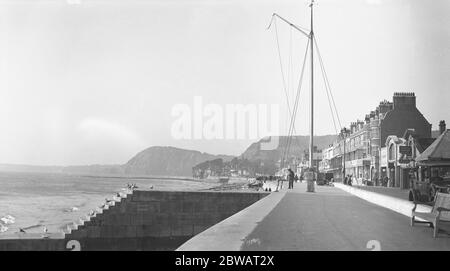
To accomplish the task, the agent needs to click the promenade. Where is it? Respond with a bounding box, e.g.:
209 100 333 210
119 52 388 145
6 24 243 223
179 182 450 251
352 185 410 201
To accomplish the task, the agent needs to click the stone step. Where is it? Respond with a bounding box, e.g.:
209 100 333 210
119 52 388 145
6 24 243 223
62 227 72 235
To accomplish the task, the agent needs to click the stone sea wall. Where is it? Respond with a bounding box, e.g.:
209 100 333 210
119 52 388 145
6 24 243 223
0 190 268 251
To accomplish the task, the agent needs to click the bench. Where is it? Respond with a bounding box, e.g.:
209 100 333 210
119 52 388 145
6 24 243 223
411 192 450 238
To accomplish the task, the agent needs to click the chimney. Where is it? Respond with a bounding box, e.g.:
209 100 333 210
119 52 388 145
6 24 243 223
378 100 393 114
340 127 349 138
439 120 446 135
351 122 356 133
393 92 416 110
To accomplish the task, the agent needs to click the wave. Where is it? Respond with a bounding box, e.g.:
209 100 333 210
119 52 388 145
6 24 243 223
22 224 43 230
62 207 80 213
0 224 7 233
0 215 15 225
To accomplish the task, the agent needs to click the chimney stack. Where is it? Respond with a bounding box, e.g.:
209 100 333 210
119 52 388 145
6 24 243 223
393 92 416 110
378 100 393 114
439 120 446 135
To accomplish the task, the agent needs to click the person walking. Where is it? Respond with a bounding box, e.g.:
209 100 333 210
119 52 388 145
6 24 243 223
276 176 283 191
288 168 295 189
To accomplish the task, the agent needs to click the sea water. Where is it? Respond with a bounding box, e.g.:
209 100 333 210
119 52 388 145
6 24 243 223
0 171 216 235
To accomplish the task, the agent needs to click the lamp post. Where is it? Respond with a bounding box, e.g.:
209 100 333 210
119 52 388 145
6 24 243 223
341 128 347 182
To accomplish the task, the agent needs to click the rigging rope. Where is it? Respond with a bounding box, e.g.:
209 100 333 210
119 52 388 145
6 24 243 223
273 17 305 169
269 14 344 175
274 19 293 119
318 54 338 134
314 35 342 130
271 16 324 172
282 39 310 168
289 27 294 104
285 39 310 160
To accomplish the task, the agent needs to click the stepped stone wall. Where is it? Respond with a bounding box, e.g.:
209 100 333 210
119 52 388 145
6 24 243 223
0 190 268 251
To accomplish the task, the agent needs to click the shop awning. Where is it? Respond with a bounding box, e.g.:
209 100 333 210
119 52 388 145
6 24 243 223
416 130 450 166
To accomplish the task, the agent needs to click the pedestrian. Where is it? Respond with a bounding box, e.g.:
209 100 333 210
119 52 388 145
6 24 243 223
288 168 295 189
348 175 353 186
344 175 348 185
276 176 283 191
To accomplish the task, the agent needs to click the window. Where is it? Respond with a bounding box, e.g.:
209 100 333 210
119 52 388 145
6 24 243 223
388 144 395 160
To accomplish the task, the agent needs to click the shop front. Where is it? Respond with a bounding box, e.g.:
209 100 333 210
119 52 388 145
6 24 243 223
345 159 371 185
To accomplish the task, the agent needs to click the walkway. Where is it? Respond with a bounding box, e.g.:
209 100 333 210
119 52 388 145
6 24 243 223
352 185 410 201
240 183 450 251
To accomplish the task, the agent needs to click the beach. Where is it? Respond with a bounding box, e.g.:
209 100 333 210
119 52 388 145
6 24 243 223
0 171 221 236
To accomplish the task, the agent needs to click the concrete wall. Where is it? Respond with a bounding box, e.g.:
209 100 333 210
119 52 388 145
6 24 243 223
0 190 267 251
177 190 285 251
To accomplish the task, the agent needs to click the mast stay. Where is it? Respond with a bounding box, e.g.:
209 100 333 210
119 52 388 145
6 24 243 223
268 1 343 191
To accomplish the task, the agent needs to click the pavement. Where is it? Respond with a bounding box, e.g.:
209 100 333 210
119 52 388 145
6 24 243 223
352 185 410 201
239 183 450 251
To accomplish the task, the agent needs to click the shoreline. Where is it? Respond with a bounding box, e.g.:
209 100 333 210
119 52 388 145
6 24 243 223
0 173 228 236
0 174 256 237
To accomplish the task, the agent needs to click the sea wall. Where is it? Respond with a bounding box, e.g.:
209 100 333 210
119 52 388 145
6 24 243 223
0 190 268 251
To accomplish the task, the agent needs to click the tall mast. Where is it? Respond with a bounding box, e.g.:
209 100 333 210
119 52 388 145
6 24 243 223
309 0 314 169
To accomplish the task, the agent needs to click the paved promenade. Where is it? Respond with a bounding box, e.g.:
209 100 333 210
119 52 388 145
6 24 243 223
352 185 410 201
240 183 450 251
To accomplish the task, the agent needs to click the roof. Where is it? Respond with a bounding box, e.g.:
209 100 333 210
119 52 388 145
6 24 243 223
416 129 450 165
416 138 436 153
402 129 435 153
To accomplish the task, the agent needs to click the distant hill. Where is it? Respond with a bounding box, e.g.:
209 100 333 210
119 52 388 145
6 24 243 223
0 147 233 177
240 135 337 163
122 146 234 177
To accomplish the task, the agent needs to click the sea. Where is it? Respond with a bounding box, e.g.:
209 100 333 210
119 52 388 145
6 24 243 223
0 171 218 236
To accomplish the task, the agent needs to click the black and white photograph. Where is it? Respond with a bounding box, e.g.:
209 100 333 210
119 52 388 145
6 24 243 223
0 0 450 257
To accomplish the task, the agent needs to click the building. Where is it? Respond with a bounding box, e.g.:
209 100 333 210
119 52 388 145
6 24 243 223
382 128 436 188
320 92 432 186
319 144 334 173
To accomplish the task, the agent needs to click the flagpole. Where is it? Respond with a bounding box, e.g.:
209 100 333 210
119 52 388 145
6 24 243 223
309 1 314 170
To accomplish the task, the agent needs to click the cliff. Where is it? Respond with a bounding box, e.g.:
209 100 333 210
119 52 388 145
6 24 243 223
122 146 234 177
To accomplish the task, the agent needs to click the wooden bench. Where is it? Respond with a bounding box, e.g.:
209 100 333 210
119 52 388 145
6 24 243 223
411 192 450 238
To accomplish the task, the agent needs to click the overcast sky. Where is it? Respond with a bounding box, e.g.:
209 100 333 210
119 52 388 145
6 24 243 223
0 0 449 165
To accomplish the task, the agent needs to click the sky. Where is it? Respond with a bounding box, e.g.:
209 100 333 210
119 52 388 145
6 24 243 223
0 0 449 165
